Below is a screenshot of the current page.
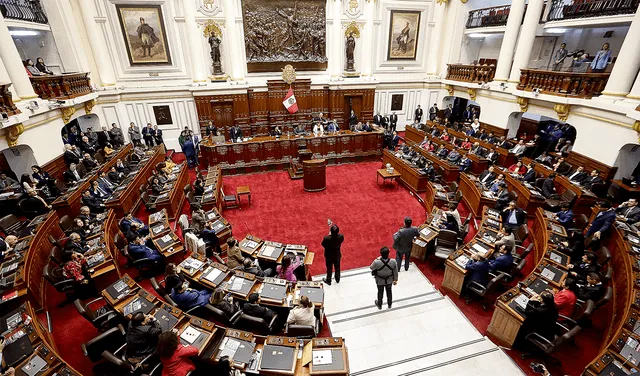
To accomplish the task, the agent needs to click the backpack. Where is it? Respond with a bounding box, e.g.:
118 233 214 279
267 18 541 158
372 258 394 284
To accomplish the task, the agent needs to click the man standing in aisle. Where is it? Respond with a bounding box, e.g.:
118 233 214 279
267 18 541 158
429 103 438 121
414 105 423 123
393 216 419 272
322 223 344 285
389 111 398 132
370 247 398 309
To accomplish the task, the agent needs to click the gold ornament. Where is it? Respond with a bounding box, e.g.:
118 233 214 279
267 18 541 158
436 0 448 4
445 84 454 96
203 0 215 7
281 64 296 85
348 0 358 11
460 0 468 3
61 106 76 124
466 88 477 101
203 20 223 38
6 123 24 147
553 104 570 121
344 21 361 38
516 96 529 113
84 99 96 114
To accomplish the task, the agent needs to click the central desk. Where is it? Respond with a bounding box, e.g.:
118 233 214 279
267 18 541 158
200 130 383 174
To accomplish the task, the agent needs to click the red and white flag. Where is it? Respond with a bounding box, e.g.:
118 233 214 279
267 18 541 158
282 87 298 114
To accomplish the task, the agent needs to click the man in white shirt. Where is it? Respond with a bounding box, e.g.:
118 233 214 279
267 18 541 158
510 140 527 156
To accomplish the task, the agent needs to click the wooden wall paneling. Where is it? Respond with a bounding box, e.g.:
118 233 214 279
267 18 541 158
329 90 344 127
42 154 67 182
566 151 617 182
517 118 539 138
247 89 269 135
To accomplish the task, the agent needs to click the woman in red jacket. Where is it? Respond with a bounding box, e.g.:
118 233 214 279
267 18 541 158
460 137 473 150
157 331 199 376
508 161 527 175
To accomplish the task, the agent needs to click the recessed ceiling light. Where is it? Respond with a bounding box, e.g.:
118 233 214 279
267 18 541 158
546 28 567 34
9 30 39 36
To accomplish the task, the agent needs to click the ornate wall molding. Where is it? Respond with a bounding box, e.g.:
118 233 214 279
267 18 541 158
202 19 223 37
61 106 76 124
6 123 25 147
197 0 222 17
344 21 361 38
84 99 96 114
633 120 640 143
516 96 529 113
445 84 454 96
553 103 570 121
466 88 477 101
436 0 448 4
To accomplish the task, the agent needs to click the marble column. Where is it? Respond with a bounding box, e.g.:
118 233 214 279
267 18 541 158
360 0 375 76
0 12 37 100
493 0 526 81
78 0 116 86
183 0 207 82
603 9 640 96
426 1 447 76
439 0 466 75
508 0 545 82
628 71 640 100
0 52 19 100
223 0 243 80
331 0 343 78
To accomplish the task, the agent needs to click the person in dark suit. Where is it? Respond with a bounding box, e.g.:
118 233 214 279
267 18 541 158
457 155 472 172
555 203 574 228
78 206 96 227
23 189 51 215
229 125 243 141
489 245 514 274
201 222 221 256
414 105 423 123
243 293 275 321
79 136 96 155
64 232 87 260
462 106 472 122
348 110 358 127
521 163 536 183
182 138 198 168
205 121 217 137
119 212 148 235
96 126 112 148
502 201 526 230
373 112 382 126
322 224 344 285
142 123 155 148
90 180 110 199
478 166 496 186
553 157 571 175
569 252 598 282
586 201 616 240
109 123 125 147
494 183 510 210
153 125 164 146
389 112 398 132
81 189 106 213
465 254 490 288
390 131 400 150
566 166 587 184
582 170 603 190
107 167 124 184
115 158 131 174
429 103 438 121
541 173 557 198
577 273 605 301
63 163 83 184
516 291 558 347
446 149 461 164
129 236 163 262
82 153 98 170
170 282 212 311
444 104 452 121
381 114 389 129
616 199 640 223
63 144 82 165
241 258 270 278
393 217 420 272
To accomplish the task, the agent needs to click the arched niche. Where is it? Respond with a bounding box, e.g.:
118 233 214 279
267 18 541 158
442 96 481 123
0 145 37 183
61 114 100 145
506 112 577 155
613 144 640 181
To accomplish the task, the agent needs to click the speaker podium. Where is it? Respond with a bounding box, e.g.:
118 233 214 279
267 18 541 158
302 159 327 192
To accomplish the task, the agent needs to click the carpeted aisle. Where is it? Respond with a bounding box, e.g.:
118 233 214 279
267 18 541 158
47 154 604 376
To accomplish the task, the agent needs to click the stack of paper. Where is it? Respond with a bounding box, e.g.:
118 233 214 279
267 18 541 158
312 350 333 366
204 268 222 283
180 326 201 344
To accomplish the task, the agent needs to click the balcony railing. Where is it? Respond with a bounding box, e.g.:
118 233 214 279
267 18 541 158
30 73 93 100
0 0 47 24
466 5 512 28
0 83 19 116
546 0 639 22
516 69 609 98
446 64 496 83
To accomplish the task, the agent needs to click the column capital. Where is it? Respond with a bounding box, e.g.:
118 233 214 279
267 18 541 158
6 123 24 147
553 103 570 121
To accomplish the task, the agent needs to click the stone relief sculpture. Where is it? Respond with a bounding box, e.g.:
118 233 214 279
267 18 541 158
242 0 327 71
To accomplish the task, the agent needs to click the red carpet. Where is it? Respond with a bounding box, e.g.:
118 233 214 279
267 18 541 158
47 154 605 375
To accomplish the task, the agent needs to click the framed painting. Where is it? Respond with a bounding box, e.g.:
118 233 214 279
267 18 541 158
387 10 421 60
153 105 172 125
116 4 172 66
391 94 404 111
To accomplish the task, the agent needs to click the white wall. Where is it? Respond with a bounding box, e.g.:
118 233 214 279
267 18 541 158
463 33 504 64
1 145 37 180
11 30 65 74
374 86 434 130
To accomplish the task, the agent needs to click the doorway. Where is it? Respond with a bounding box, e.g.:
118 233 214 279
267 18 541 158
344 95 362 124
210 100 234 134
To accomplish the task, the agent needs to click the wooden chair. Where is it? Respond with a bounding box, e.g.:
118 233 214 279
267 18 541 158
221 188 238 209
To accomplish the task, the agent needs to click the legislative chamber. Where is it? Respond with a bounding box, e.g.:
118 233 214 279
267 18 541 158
1 0 640 375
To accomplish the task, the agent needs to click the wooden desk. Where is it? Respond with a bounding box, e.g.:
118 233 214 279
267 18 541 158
501 170 546 217
106 145 165 218
303 159 327 192
200 131 383 174
441 207 501 296
376 169 401 189
458 173 496 217
201 166 223 212
381 150 430 192
155 163 189 220
52 144 132 218
612 179 640 201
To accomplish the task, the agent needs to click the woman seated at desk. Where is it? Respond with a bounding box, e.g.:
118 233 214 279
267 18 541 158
461 138 473 150
211 288 239 318
156 331 200 376
63 252 96 299
276 254 302 283
508 161 527 175
68 217 92 240
164 263 185 292
287 295 316 327
515 291 558 348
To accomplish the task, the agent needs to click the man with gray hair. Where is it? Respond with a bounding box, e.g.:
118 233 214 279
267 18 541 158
393 216 419 272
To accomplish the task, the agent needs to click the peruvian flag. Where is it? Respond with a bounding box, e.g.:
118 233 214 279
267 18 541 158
282 87 298 114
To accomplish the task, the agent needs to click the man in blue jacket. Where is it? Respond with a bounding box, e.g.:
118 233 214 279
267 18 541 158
555 203 574 229
128 236 162 262
489 245 514 274
170 282 213 311
119 212 149 235
465 254 490 287
586 201 616 240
